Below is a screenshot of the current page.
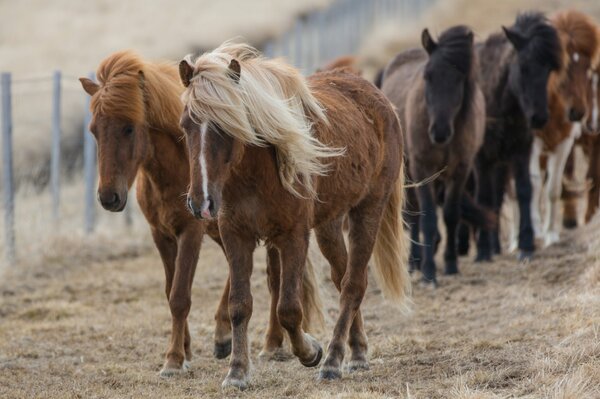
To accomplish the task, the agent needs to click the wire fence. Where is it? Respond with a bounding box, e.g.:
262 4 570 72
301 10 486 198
0 0 435 264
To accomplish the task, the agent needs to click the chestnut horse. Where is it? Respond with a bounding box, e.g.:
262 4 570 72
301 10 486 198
562 50 600 226
471 12 562 262
79 51 323 376
179 42 410 389
529 10 599 248
380 26 485 284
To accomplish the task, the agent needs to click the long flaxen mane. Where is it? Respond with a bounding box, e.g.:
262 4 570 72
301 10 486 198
91 50 183 131
181 42 344 198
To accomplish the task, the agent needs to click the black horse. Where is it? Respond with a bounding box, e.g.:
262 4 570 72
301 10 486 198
467 12 563 262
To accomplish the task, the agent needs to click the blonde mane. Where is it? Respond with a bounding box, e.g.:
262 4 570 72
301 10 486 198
181 41 344 198
92 50 183 132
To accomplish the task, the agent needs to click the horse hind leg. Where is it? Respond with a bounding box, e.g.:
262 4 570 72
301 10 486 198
319 197 385 380
585 137 600 223
405 186 421 272
315 218 369 373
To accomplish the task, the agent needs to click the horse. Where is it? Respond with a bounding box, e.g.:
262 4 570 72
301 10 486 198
317 55 361 74
562 51 600 226
380 25 485 285
78 51 323 377
471 12 563 262
529 10 599 248
179 42 410 389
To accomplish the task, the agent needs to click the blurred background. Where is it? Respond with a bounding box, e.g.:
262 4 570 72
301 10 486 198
1 0 599 268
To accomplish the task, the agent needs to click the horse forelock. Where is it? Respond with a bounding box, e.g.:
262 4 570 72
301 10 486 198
435 25 474 76
92 50 183 131
552 10 599 61
513 12 563 71
182 41 342 198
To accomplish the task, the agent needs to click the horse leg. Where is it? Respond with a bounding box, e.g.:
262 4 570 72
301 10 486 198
513 150 535 262
208 231 233 359
475 162 495 262
585 137 600 223
530 136 544 241
416 183 438 284
274 231 323 370
405 186 421 272
492 164 508 255
220 227 255 390
258 246 288 361
443 169 468 275
319 196 384 380
544 132 575 246
159 227 202 376
562 145 579 228
315 218 368 372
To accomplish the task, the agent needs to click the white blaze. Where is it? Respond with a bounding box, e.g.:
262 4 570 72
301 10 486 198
199 122 209 201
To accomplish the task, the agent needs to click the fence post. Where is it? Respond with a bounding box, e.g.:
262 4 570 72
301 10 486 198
51 70 61 222
83 72 96 234
1 73 15 263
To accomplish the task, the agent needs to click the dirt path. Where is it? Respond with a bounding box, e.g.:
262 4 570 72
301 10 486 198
0 229 598 398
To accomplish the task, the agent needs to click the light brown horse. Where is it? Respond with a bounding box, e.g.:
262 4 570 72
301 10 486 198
528 9 599 248
79 51 323 377
381 25 485 284
179 42 410 389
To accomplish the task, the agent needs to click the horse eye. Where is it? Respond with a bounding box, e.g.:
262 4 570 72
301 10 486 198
123 125 134 135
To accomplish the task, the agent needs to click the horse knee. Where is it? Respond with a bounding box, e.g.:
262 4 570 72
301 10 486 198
169 296 191 319
229 301 253 328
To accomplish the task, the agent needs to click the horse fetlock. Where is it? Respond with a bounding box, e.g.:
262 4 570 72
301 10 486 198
318 364 343 381
346 359 370 372
159 358 191 377
221 369 250 391
444 258 459 275
517 250 534 263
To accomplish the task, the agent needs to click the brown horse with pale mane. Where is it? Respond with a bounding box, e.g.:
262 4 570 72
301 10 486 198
179 42 410 389
78 51 323 377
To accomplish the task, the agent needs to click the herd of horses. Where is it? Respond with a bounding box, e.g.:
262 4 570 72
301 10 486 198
78 9 600 390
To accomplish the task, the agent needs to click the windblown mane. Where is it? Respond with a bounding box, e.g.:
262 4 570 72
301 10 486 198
513 12 563 71
182 41 343 198
435 25 474 75
92 50 183 132
552 9 600 68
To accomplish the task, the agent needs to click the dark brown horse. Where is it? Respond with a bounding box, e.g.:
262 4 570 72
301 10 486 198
179 42 410 389
380 26 485 284
528 10 599 248
79 51 323 377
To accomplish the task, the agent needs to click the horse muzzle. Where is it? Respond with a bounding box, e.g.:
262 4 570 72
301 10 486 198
187 196 216 220
97 189 127 212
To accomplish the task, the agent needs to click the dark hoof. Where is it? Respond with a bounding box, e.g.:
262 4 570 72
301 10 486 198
563 219 577 229
474 252 492 263
419 277 438 289
319 366 342 381
517 250 534 263
444 260 459 275
213 340 232 359
301 344 323 368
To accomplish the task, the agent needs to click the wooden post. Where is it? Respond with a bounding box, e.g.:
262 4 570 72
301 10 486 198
51 70 61 222
1 73 15 263
83 72 96 234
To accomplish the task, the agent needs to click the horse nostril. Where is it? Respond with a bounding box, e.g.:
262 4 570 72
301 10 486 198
568 108 584 122
112 193 120 206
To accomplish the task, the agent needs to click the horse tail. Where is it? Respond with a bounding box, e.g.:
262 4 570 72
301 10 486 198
373 68 385 89
301 253 325 333
371 159 412 312
460 192 498 230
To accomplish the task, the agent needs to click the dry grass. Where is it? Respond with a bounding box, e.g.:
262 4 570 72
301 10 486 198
1 216 599 398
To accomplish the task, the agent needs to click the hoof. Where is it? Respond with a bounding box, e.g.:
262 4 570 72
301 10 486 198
300 336 323 368
419 277 437 289
347 359 369 372
474 252 492 263
159 360 190 377
319 365 342 381
544 232 560 248
444 260 459 275
258 347 293 362
563 219 577 229
213 339 232 359
221 375 249 391
408 260 420 273
517 250 534 263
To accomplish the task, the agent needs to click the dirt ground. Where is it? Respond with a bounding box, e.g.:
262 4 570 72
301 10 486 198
1 219 598 398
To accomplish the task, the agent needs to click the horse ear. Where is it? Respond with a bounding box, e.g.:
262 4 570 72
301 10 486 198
228 59 241 84
421 29 437 54
179 59 194 88
503 26 527 51
466 30 474 44
79 77 99 96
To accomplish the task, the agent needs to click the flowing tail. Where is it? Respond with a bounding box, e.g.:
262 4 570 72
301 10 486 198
371 161 412 312
301 253 325 333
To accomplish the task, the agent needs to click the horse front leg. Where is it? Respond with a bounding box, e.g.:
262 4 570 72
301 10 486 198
275 230 323 369
513 150 535 262
544 131 575 246
416 183 438 285
159 226 202 376
220 225 255 390
530 136 544 241
475 162 495 262
562 145 579 228
443 168 468 275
